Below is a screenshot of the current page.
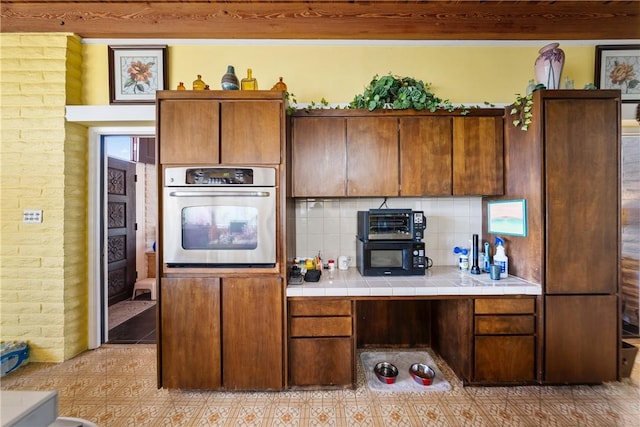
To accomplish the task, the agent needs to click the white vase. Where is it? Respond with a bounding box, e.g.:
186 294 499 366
534 43 565 90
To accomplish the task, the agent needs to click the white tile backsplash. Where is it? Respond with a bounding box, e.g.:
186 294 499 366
294 197 484 266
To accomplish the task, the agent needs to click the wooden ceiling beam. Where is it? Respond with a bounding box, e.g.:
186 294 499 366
1 1 639 40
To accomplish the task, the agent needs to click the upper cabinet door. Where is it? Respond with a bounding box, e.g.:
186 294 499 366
159 99 220 164
399 117 453 196
545 98 619 294
452 116 504 196
292 117 347 197
347 117 399 197
220 101 282 164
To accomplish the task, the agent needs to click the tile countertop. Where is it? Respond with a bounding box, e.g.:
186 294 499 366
286 266 541 297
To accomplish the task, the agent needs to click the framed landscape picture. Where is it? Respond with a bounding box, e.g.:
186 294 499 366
108 45 168 104
487 199 527 237
595 44 640 103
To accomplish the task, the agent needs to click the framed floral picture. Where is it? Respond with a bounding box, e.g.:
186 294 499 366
108 45 168 104
595 44 640 103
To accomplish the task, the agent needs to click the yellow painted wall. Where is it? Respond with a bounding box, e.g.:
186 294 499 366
83 42 597 106
0 33 88 362
0 35 607 363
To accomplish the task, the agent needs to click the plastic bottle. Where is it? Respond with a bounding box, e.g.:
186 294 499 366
459 249 469 271
453 247 469 271
493 237 509 279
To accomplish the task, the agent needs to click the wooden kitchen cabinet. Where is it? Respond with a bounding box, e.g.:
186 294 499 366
473 297 536 383
291 109 503 197
291 117 347 197
399 116 453 196
544 97 619 295
346 117 399 196
291 114 398 197
493 90 621 384
160 276 284 390
452 116 504 196
160 277 221 389
159 99 220 164
220 101 282 164
157 91 283 165
288 298 355 387
222 276 283 390
545 295 617 383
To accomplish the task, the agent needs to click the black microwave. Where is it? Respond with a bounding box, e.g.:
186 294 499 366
356 239 427 276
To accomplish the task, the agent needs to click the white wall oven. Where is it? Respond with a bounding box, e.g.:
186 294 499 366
163 166 276 268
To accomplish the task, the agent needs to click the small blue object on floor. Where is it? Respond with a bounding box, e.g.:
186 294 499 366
1 341 29 376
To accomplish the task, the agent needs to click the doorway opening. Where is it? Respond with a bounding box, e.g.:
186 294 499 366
87 127 156 348
103 135 157 344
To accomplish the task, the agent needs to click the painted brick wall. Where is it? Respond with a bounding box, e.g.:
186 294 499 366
0 33 88 362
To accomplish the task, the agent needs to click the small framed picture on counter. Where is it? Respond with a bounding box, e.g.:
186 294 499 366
594 44 640 103
108 45 168 104
487 199 527 237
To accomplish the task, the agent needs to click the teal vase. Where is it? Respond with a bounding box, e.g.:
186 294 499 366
221 65 239 90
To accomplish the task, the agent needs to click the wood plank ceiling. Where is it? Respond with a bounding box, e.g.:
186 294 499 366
1 1 639 40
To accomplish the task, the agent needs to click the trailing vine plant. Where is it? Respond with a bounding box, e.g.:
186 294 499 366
510 93 534 131
510 83 546 131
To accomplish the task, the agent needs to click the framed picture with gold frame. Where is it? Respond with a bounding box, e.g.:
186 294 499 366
108 45 168 104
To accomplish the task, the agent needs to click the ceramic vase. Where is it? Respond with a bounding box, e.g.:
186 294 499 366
534 42 565 90
221 65 239 90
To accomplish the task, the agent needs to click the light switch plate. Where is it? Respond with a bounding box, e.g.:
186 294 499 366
23 210 43 223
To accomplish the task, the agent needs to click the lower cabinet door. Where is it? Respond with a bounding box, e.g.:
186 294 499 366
544 295 618 383
474 336 535 382
222 277 283 390
289 338 353 386
160 277 221 389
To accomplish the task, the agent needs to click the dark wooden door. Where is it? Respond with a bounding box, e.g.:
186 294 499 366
221 101 282 164
222 277 283 390
347 117 399 197
107 157 137 306
544 295 618 383
452 116 504 196
160 277 222 389
292 116 347 197
158 99 220 164
544 98 619 294
399 116 453 196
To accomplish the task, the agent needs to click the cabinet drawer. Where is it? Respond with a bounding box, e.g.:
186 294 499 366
290 317 352 337
475 315 535 335
474 298 535 314
289 299 352 316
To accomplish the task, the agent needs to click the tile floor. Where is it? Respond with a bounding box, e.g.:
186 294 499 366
1 341 639 427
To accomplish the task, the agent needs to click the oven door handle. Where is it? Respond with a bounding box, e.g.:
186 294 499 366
168 191 271 197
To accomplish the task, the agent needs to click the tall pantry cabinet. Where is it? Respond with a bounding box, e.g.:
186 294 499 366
156 91 288 390
495 90 620 383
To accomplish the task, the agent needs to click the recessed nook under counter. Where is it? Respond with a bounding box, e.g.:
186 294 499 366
286 266 541 388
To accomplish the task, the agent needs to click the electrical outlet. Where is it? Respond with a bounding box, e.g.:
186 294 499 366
23 210 43 224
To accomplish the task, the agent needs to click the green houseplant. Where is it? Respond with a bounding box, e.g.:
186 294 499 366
350 74 457 112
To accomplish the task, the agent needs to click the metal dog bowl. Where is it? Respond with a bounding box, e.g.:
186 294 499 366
409 363 436 386
374 362 398 384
